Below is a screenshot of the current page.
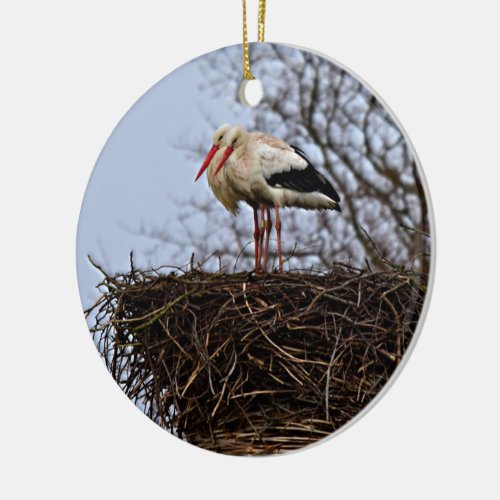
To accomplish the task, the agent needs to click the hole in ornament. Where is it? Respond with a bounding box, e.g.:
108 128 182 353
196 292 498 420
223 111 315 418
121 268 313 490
238 79 263 107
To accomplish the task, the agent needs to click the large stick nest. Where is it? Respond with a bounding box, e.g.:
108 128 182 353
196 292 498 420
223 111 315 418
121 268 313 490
87 259 426 455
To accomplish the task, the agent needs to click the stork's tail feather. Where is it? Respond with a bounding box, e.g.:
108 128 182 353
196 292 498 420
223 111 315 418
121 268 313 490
322 200 341 212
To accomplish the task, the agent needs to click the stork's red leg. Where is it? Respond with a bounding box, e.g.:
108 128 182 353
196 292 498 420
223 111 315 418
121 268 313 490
258 206 265 272
264 207 271 272
274 204 283 272
253 207 260 272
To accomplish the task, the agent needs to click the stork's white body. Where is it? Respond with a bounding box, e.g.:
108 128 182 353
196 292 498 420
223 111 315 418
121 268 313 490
222 132 341 212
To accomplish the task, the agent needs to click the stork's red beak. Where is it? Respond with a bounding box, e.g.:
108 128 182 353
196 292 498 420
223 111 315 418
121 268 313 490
213 146 234 177
195 145 219 181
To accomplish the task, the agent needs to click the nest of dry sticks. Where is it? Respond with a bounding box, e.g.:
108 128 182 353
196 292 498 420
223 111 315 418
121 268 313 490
87 257 426 455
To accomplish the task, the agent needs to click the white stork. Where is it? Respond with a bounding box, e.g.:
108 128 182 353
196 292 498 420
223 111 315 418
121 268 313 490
195 124 264 272
214 126 341 272
194 124 240 216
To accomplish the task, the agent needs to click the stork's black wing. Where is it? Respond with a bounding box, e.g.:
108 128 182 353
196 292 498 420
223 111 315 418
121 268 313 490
265 145 341 203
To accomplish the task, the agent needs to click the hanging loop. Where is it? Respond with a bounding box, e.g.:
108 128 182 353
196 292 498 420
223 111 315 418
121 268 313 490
242 0 267 80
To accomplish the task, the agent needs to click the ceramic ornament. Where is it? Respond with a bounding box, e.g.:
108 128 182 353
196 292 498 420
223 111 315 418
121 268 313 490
77 0 434 456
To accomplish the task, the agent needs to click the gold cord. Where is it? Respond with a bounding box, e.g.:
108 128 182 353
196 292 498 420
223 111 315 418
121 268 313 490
242 0 253 80
242 0 266 80
258 0 266 42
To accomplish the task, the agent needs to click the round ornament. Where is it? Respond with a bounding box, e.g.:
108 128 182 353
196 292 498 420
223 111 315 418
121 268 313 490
77 3 434 456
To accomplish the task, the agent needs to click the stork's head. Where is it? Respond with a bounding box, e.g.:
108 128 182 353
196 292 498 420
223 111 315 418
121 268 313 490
212 124 232 147
194 124 232 181
213 126 249 177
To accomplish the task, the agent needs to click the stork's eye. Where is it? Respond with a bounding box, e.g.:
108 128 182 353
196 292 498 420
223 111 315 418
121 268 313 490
218 135 224 142
232 139 237 146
